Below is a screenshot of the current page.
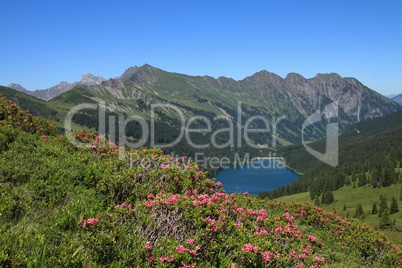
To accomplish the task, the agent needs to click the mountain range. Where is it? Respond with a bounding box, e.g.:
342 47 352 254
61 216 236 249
8 73 106 100
1 64 400 150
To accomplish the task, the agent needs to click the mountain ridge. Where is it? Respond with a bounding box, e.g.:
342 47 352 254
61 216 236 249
1 64 399 149
7 73 105 100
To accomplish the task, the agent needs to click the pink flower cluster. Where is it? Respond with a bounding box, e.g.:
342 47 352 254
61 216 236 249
241 243 258 253
143 193 181 208
313 256 326 264
160 163 171 169
114 202 132 209
82 217 99 227
308 235 317 243
145 241 153 249
175 244 201 256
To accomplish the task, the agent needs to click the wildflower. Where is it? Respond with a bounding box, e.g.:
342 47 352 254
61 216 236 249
186 239 195 246
180 264 195 268
289 251 296 258
160 256 168 263
308 235 317 243
299 253 307 260
241 243 257 253
175 245 187 254
82 217 99 227
160 163 171 169
261 251 271 262
145 242 153 249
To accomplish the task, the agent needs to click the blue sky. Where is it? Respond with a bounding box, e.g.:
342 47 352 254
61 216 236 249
0 0 401 95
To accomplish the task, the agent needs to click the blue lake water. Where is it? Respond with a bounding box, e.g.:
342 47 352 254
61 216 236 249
215 159 300 195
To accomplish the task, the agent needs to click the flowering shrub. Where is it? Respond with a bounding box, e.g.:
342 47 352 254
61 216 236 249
0 96 401 267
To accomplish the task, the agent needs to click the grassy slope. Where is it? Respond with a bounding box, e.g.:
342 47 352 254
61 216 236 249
1 94 402 267
0 86 58 118
277 179 402 244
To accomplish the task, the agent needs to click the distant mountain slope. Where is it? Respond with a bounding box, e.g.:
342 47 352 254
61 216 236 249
7 73 105 100
392 93 402 106
0 86 58 119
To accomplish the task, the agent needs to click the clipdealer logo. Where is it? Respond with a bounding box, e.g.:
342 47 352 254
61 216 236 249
64 101 338 167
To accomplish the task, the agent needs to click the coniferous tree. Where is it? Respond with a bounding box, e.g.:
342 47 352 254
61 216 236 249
380 208 391 229
358 173 367 187
381 157 398 187
390 196 399 214
400 185 402 201
328 191 334 204
381 167 392 187
378 195 388 217
351 171 357 182
314 196 320 206
344 176 351 186
370 167 380 188
343 204 347 211
371 201 378 214
354 203 364 218
321 191 334 205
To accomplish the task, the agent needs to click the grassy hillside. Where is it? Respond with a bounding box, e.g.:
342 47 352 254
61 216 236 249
1 95 402 267
277 180 402 244
0 86 59 120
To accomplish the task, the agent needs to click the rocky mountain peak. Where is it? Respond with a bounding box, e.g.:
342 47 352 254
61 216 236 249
80 74 106 85
119 64 160 83
120 66 140 81
245 70 284 85
7 83 28 93
285 73 308 84
313 73 342 82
